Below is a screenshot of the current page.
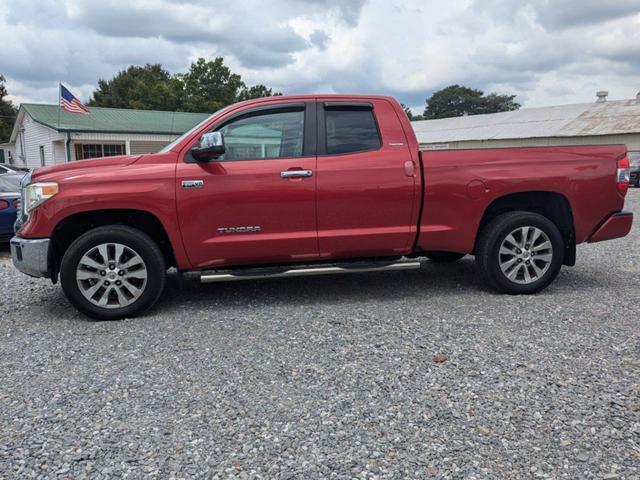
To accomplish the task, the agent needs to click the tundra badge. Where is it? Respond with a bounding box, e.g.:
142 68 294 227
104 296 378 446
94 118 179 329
182 180 204 189
218 226 262 233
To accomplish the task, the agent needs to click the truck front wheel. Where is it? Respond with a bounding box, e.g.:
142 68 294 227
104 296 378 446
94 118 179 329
476 211 564 294
60 225 166 320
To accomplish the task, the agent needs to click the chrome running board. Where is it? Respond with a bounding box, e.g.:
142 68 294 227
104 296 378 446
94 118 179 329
199 260 421 283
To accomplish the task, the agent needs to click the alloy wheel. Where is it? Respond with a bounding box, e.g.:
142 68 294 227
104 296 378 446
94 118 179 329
498 226 553 285
76 243 148 309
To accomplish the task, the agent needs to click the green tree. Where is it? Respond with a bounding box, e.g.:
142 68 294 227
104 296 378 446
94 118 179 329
88 64 184 111
88 57 283 113
423 85 520 119
401 103 423 121
238 84 282 102
0 75 17 143
180 57 246 113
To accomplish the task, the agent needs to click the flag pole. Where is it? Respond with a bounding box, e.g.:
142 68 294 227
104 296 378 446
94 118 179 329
57 82 61 131
58 82 64 163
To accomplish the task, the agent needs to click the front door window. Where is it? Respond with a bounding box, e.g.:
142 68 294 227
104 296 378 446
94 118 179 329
214 110 305 161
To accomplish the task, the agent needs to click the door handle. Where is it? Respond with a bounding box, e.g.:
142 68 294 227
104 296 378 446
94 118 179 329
404 160 415 177
280 169 313 178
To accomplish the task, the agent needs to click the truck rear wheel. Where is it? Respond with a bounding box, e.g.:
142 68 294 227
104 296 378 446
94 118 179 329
476 211 564 294
60 225 166 320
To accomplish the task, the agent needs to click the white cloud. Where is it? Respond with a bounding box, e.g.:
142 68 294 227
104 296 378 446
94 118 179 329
1 0 639 113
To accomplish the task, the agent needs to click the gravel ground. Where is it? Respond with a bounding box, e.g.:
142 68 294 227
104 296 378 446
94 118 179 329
0 191 639 479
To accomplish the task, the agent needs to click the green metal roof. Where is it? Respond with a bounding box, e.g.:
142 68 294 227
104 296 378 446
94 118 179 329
228 124 282 139
21 103 210 135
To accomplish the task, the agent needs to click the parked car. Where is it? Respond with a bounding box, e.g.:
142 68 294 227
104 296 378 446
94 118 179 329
0 164 30 175
9 95 634 320
0 173 23 242
630 153 640 187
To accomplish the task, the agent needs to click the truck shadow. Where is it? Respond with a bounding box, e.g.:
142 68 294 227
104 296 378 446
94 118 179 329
35 257 611 322
158 259 481 310
154 257 616 316
41 261 483 323
158 257 596 316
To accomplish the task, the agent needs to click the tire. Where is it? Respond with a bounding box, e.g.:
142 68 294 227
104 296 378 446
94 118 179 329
476 211 564 294
60 225 166 320
425 251 466 263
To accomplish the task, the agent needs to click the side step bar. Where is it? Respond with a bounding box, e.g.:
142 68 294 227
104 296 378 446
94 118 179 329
199 260 421 283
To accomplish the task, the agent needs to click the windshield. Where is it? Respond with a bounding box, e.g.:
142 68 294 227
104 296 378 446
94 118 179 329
159 106 232 153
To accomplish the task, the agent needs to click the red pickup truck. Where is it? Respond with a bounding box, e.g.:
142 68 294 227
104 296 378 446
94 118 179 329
10 95 633 320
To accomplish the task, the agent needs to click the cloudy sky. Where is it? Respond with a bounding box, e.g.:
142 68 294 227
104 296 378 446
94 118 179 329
1 0 639 113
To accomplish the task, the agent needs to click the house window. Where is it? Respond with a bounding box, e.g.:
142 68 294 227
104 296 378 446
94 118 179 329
39 146 45 166
74 143 126 160
103 144 125 157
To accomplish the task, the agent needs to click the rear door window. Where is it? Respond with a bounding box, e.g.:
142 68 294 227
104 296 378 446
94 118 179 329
324 107 381 155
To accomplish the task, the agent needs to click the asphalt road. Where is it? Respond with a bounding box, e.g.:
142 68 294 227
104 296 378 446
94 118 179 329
0 191 639 479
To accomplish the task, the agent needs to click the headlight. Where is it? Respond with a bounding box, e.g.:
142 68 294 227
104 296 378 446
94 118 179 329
24 182 59 213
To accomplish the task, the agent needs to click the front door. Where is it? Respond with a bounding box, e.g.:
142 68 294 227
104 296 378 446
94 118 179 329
176 103 319 269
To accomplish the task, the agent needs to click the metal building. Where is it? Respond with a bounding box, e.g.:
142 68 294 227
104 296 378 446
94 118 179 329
413 92 640 161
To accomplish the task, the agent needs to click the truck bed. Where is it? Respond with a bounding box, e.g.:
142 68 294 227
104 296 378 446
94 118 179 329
416 144 628 253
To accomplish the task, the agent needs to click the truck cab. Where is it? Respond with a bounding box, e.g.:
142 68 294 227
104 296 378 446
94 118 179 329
174 96 420 267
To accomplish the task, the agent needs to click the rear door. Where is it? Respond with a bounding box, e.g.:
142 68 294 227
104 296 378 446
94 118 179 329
176 102 319 268
315 99 418 259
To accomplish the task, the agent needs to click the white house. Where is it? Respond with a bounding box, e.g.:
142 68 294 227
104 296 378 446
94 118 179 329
1 104 209 168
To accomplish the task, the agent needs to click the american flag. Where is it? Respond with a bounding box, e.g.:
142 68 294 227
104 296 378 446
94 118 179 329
60 84 90 114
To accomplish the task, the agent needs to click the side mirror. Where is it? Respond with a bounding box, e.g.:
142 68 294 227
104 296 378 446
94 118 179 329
191 132 225 161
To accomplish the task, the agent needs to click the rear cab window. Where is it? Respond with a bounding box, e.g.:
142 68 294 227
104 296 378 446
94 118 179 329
321 103 381 155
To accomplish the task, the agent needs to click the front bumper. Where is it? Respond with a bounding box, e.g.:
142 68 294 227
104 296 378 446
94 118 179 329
588 211 633 243
10 236 51 278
